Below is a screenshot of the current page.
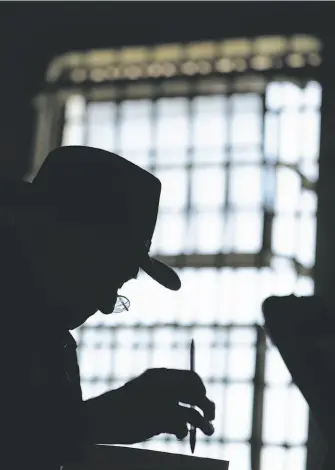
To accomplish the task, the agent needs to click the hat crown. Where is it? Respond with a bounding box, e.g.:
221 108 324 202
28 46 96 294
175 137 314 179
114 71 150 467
33 146 162 243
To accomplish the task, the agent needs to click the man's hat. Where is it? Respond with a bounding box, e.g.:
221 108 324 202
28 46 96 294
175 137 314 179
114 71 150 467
29 146 181 291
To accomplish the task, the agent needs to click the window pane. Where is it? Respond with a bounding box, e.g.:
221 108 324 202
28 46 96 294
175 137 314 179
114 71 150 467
195 345 215 381
154 212 186 255
87 102 116 125
275 167 300 213
266 82 284 111
218 268 261 324
294 276 314 296
299 189 317 214
120 100 152 151
229 165 262 208
65 94 86 120
231 211 263 253
296 215 316 267
264 113 279 162
231 93 262 113
286 386 309 445
191 167 226 210
193 95 227 148
150 343 188 369
78 348 97 378
227 269 262 324
299 160 319 182
230 327 256 346
231 112 262 146
261 446 285 470
189 212 224 253
301 110 320 161
270 257 297 296
279 110 301 165
87 127 115 151
113 345 137 379
62 124 84 146
304 81 322 108
263 386 288 444
193 95 226 114
223 383 253 440
272 215 297 257
266 82 302 112
231 93 262 146
265 346 291 386
262 445 307 470
178 268 220 325
223 443 250 470
86 102 117 150
156 98 189 148
121 99 152 118
227 346 255 380
207 383 225 437
282 82 303 108
120 119 152 151
155 168 187 211
285 447 307 470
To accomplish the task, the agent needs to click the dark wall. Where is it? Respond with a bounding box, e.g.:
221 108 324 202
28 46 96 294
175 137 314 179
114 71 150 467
0 1 333 178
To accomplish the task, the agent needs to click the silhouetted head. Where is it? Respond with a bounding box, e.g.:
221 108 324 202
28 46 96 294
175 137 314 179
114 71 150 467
3 146 181 330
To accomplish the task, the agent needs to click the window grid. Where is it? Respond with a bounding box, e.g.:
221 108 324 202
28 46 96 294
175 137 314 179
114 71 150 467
62 79 320 470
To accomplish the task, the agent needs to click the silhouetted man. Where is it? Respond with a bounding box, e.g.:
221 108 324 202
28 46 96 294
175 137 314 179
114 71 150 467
0 146 215 469
263 295 335 470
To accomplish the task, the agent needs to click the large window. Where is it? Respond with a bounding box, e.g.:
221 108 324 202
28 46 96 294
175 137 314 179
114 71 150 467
32 36 322 470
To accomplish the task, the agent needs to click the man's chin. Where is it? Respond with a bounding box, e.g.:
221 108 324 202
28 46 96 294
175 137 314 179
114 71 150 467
98 304 115 315
98 294 117 315
65 295 117 329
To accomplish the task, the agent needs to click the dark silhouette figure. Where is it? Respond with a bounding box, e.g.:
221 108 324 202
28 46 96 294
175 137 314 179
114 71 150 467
0 146 215 469
263 295 335 470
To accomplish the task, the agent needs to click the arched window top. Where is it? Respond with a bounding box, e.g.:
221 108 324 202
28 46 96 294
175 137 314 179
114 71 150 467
46 35 322 86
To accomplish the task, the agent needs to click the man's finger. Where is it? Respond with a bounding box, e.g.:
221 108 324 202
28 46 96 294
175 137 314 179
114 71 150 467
175 423 189 440
198 395 215 422
165 369 215 420
180 405 215 436
163 404 214 438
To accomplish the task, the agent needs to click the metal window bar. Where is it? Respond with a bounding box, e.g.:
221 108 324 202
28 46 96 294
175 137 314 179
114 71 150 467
251 325 267 470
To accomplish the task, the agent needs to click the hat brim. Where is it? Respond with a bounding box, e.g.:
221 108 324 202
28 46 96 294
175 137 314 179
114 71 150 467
140 256 181 291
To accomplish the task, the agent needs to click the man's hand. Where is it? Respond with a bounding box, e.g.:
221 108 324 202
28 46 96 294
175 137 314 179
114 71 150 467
84 368 215 445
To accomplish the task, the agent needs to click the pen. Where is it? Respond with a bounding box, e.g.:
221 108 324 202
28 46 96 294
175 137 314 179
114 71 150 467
190 338 196 454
